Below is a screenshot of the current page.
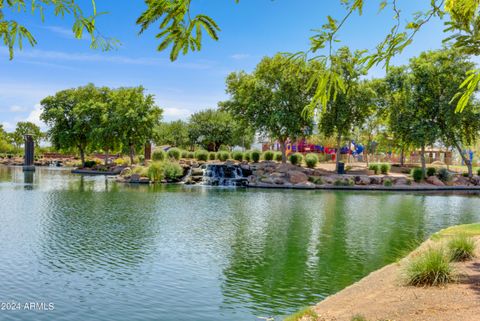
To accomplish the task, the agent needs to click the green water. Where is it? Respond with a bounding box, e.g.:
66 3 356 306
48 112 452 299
0 166 479 321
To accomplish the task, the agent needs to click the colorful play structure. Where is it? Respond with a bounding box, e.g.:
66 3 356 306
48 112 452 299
271 139 366 161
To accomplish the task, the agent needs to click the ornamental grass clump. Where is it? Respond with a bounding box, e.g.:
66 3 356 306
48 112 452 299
368 164 379 174
289 153 303 166
305 153 318 169
217 151 229 162
404 247 453 286
163 161 184 181
181 150 188 158
147 162 164 182
208 152 217 161
167 148 181 160
380 163 390 174
263 150 274 161
448 234 476 262
437 167 451 182
187 152 195 159
152 148 166 161
411 167 424 182
250 150 261 163
232 151 243 161
195 150 209 161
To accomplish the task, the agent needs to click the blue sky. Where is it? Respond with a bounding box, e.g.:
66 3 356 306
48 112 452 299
0 0 447 131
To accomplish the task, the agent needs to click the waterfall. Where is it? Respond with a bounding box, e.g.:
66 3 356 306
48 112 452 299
202 164 248 186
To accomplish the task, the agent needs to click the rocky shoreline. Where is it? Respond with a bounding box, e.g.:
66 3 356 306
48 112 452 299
115 159 480 191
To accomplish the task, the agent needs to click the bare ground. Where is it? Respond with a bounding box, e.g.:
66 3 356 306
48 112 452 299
303 238 480 321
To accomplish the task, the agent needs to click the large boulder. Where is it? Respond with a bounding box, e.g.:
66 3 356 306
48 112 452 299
426 176 445 186
120 167 132 177
394 177 409 185
191 168 204 177
369 176 383 185
471 175 480 186
355 176 371 185
130 174 141 183
288 170 308 184
277 163 296 173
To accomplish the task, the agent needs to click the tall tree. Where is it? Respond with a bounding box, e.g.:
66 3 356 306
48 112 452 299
41 84 104 167
221 54 314 163
187 109 238 151
155 120 190 148
409 49 480 177
11 121 43 149
316 47 373 171
110 87 162 164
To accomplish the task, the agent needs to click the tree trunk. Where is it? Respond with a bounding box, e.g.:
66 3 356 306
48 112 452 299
420 145 426 179
79 146 86 168
104 149 109 167
453 142 473 178
400 148 405 167
280 140 287 164
129 144 135 165
336 134 342 172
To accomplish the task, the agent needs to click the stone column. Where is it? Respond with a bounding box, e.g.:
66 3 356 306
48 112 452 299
23 134 35 172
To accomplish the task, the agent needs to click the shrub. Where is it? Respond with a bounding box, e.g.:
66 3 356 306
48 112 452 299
448 234 476 262
437 168 451 182
163 161 184 180
462 172 469 177
217 151 229 162
368 164 379 174
187 152 195 159
244 152 251 162
289 153 303 166
404 247 453 286
384 179 393 187
274 152 283 162
308 176 323 185
426 167 436 177
250 150 261 163
208 152 217 161
305 153 319 169
84 160 97 168
195 150 209 161
147 162 164 182
167 148 181 160
411 168 424 182
152 148 166 161
380 163 390 175
232 151 244 161
263 151 274 161
181 150 188 158
114 157 128 166
478 168 480 176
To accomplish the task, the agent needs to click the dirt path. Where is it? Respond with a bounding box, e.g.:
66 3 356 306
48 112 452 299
305 238 480 321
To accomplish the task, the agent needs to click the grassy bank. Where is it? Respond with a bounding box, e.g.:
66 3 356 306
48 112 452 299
285 222 480 321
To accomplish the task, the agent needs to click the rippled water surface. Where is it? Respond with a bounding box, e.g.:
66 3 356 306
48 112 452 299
1 166 480 321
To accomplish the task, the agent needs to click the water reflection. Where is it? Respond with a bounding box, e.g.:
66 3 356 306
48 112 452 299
0 166 480 321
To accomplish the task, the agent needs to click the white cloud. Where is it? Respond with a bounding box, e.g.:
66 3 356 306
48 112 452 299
41 25 88 40
25 104 46 129
163 107 192 118
231 53 250 60
9 105 27 113
1 122 15 131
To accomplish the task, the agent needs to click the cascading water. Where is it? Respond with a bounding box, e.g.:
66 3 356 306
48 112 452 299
201 163 249 186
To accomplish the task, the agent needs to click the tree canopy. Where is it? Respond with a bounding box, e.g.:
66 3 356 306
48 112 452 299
41 84 162 167
221 54 315 162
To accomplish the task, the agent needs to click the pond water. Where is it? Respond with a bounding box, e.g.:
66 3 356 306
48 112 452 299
1 166 479 321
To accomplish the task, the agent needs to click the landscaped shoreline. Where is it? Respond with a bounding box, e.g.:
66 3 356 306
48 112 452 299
286 224 480 321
